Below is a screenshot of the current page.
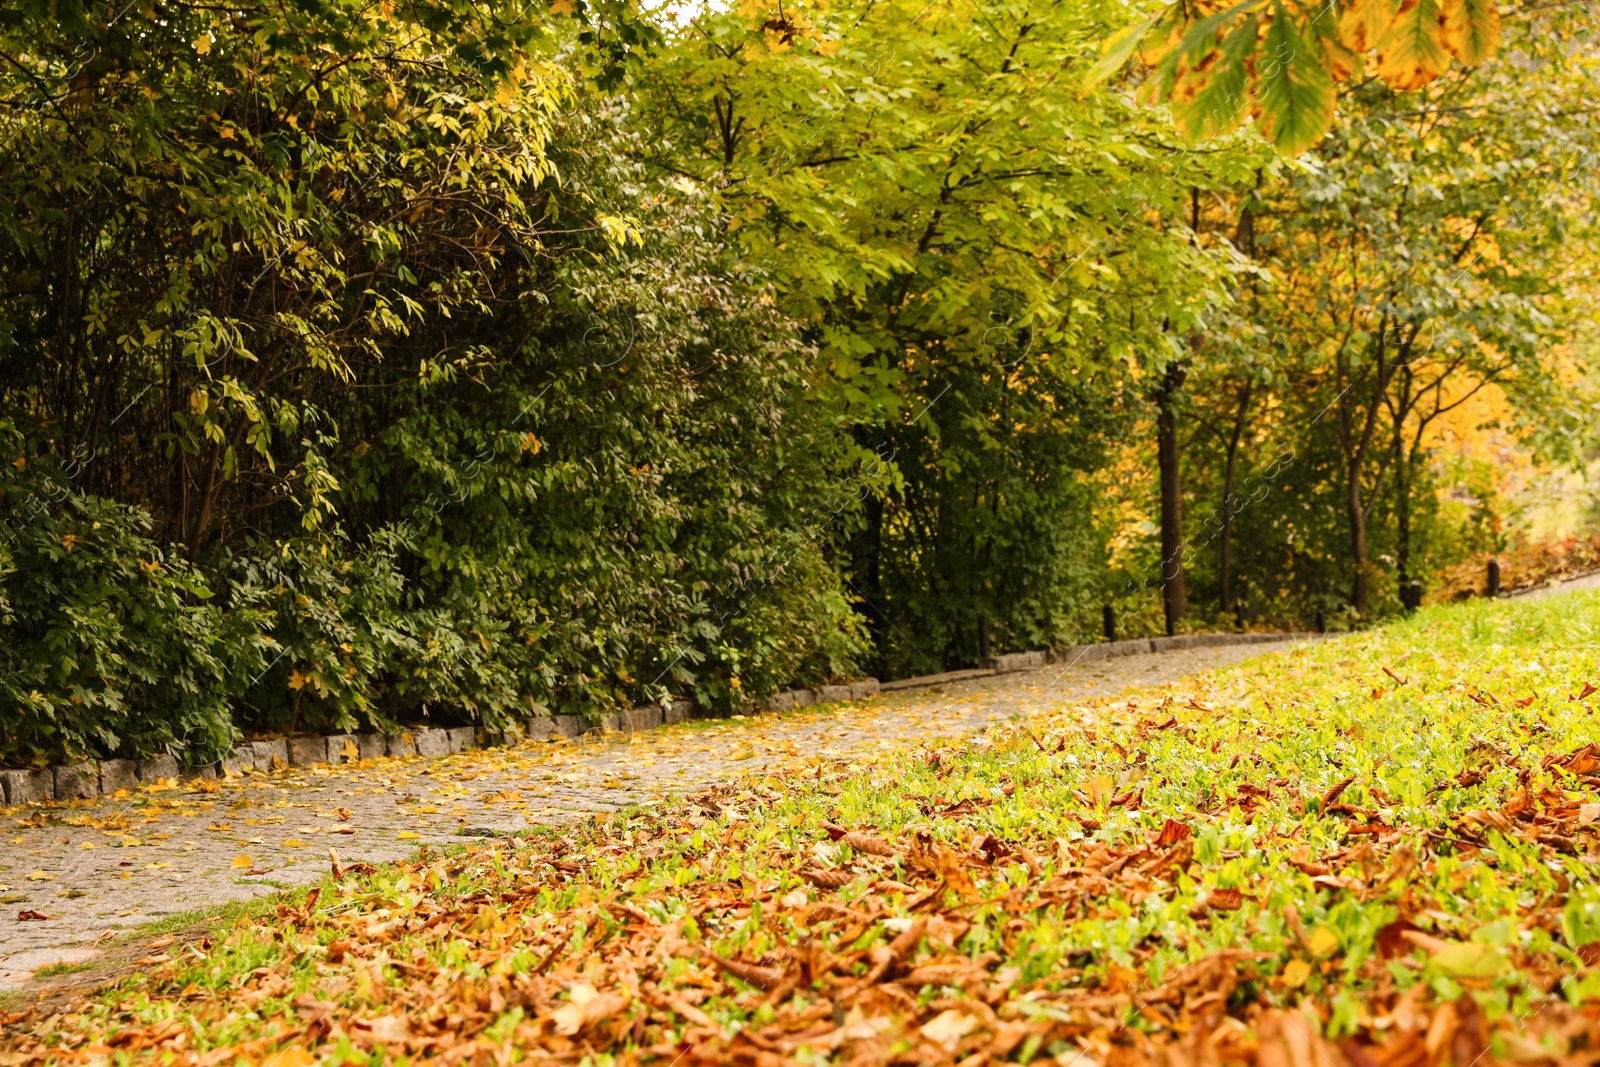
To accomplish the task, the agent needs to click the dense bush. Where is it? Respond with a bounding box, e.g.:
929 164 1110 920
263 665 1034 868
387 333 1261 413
0 431 247 766
0 0 864 764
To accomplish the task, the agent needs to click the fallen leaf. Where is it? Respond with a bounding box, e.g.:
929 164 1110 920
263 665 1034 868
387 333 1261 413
551 983 629 1036
260 1046 316 1067
27 871 55 881
232 854 254 869
920 1009 977 1050
1308 926 1341 955
362 1016 409 1046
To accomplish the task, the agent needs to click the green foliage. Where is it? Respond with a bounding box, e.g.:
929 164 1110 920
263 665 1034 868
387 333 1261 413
0 0 1593 764
635 0 1266 670
0 0 864 762
0 426 247 766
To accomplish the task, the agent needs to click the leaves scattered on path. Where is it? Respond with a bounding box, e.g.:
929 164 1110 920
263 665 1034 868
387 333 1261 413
9 600 1600 1063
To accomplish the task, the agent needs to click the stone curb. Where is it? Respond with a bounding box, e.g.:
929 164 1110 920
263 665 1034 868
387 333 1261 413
0 631 1315 805
1 677 895 805
876 629 1327 693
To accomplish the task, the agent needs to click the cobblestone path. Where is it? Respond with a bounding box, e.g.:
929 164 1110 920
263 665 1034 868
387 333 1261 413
0 637 1313 987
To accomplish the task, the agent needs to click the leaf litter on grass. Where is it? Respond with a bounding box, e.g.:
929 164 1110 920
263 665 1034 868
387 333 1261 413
8 595 1600 1064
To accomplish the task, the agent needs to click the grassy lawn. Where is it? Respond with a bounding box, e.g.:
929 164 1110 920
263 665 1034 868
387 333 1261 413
6 593 1600 1065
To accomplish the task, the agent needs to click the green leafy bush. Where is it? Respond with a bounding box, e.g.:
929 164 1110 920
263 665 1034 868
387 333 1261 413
0 432 246 766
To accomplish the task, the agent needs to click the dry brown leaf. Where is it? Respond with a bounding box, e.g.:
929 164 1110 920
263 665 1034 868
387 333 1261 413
839 830 898 857
551 983 629 1036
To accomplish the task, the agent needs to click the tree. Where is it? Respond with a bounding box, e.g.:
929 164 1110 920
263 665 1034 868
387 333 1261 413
633 0 1263 664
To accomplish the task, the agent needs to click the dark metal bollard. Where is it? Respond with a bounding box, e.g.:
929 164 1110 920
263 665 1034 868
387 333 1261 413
1233 599 1246 631
1102 604 1116 642
1486 558 1500 597
1315 608 1326 634
1400 579 1422 612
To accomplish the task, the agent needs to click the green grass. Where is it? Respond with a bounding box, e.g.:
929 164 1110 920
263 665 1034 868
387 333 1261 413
11 591 1600 1063
33 961 94 978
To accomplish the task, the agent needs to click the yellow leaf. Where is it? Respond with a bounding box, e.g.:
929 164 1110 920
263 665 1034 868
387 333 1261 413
282 838 307 848
232 854 254 869
1338 0 1398 52
342 739 358 759
79 842 95 850
1308 926 1340 955
550 0 575 13
193 34 212 55
145 862 171 870
398 831 420 839
1086 773 1113 807
27 871 55 881
1376 0 1452 91
287 670 307 691
1281 958 1313 988
1439 0 1499 65
261 1046 316 1067
190 388 208 416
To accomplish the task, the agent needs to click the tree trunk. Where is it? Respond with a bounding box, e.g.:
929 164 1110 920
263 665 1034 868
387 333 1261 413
1395 448 1413 589
1218 379 1252 612
1346 456 1369 615
1155 362 1188 635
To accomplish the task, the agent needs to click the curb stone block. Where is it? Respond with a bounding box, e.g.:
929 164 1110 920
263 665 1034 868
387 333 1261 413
414 729 450 758
622 707 662 732
288 737 328 766
551 715 587 739
768 691 809 713
850 679 880 699
137 755 179 784
665 700 691 726
254 739 289 770
818 684 853 703
1149 635 1197 652
55 763 99 800
325 735 357 764
179 762 216 782
447 727 475 753
523 717 555 742
385 733 418 758
596 712 621 732
1 768 53 805
790 689 815 710
221 749 251 776
100 759 137 793
357 734 387 761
